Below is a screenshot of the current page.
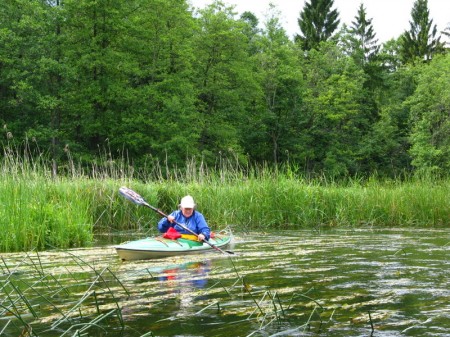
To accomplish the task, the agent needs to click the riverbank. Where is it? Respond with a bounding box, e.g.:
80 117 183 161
1 172 448 252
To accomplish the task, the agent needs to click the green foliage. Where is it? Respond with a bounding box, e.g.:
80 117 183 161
358 107 408 176
191 1 257 162
302 42 367 177
400 0 443 63
245 5 304 164
0 0 449 179
360 56 420 177
348 3 379 65
407 54 450 175
345 3 384 96
377 38 403 73
296 0 340 50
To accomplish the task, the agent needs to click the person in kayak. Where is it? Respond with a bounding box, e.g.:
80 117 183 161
157 195 211 241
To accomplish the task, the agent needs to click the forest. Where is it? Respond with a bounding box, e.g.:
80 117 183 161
1 0 449 179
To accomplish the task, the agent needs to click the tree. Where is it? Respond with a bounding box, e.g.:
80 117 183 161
244 4 304 164
240 11 262 56
357 108 407 177
301 42 367 177
191 1 258 164
0 0 67 169
358 66 417 177
401 0 442 63
61 0 136 151
344 4 382 123
407 54 450 176
378 38 403 73
349 3 379 66
296 0 340 51
60 0 199 167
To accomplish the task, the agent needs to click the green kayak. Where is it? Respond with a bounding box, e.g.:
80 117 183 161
115 231 232 261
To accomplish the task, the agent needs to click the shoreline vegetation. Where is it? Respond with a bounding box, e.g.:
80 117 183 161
1 150 449 253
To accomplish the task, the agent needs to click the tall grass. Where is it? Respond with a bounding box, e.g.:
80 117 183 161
1 142 449 252
0 176 94 251
155 175 449 230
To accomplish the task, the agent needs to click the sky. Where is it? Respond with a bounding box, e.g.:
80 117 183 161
189 0 450 44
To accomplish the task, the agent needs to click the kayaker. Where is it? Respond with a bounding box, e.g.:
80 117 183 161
157 195 211 241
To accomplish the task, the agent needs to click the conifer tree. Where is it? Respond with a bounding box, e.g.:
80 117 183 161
401 0 442 63
296 0 340 51
350 3 379 65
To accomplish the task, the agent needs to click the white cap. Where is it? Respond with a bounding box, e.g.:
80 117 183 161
180 195 195 208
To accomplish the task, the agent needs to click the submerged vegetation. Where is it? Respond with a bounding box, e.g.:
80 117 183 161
1 146 449 252
1 229 448 336
0 248 325 337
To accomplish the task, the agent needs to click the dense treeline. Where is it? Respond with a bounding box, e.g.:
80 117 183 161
1 0 449 179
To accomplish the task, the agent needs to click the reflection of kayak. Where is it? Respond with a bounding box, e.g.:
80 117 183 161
115 231 232 261
157 261 211 288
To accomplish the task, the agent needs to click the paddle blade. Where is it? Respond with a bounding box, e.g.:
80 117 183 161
119 186 147 206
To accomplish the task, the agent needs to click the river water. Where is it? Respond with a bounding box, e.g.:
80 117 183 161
1 228 449 336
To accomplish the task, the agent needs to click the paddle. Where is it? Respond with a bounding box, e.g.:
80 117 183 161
118 186 234 255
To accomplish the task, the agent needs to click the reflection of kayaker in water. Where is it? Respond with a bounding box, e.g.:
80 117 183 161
158 261 211 289
157 195 211 241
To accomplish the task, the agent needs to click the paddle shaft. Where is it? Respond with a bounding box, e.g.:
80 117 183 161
119 187 231 255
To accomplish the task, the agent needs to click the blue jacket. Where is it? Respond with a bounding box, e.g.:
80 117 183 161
157 210 211 240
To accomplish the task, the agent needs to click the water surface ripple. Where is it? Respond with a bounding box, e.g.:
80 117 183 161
1 229 448 336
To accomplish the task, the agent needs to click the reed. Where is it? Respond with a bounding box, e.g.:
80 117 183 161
0 176 94 251
1 251 127 337
1 250 321 337
1 143 449 252
156 176 449 230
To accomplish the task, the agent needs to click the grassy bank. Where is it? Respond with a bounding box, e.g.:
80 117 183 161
1 174 449 252
154 177 450 230
0 151 449 252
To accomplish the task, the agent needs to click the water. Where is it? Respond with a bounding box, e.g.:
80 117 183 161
1 228 449 336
